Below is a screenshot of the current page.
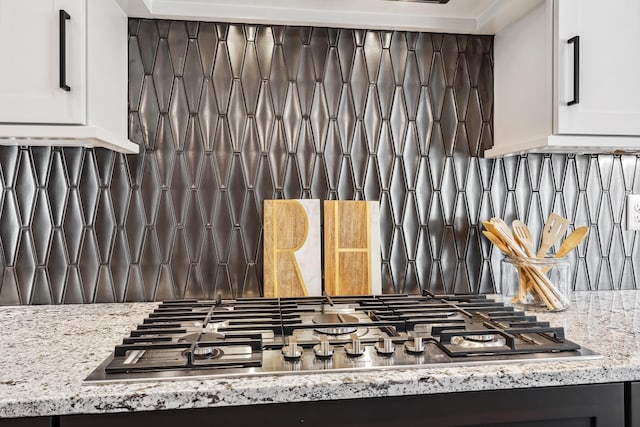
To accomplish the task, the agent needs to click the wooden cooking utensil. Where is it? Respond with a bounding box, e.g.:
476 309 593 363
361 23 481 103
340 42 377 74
554 226 589 259
482 217 566 310
536 213 570 258
488 219 562 306
511 220 536 257
540 226 590 274
482 231 512 255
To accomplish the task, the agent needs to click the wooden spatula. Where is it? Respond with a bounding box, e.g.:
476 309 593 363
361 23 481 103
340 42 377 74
512 220 536 257
536 213 570 258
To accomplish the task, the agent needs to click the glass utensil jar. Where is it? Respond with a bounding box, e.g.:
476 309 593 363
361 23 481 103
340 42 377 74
500 256 571 312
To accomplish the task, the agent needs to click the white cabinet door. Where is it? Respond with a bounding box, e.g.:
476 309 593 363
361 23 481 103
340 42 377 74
555 0 640 135
0 0 85 124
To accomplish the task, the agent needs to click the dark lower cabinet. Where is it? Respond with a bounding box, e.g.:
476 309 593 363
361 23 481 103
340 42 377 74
628 382 640 427
0 418 50 427
58 383 624 427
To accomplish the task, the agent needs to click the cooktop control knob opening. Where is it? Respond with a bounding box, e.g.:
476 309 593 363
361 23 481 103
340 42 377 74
344 333 365 357
313 335 334 358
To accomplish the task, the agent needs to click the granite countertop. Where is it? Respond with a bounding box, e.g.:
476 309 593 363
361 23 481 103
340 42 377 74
2 290 640 418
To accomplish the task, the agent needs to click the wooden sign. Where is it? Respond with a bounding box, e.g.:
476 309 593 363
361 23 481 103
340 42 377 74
263 200 322 297
324 201 382 295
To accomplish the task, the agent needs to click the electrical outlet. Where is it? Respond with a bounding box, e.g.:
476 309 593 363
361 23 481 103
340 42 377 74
627 195 640 230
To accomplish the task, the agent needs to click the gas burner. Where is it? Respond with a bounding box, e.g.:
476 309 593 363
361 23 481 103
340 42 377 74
192 346 222 359
450 334 507 348
312 313 359 335
311 327 369 340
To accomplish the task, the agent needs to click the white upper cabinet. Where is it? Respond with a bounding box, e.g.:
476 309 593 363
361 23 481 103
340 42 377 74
0 0 85 124
555 0 640 136
489 0 640 157
0 0 139 153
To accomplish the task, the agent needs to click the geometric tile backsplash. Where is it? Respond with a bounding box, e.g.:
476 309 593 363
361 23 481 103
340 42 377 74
0 19 639 304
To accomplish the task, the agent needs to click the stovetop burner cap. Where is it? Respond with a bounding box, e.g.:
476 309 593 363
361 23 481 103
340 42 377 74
312 313 359 335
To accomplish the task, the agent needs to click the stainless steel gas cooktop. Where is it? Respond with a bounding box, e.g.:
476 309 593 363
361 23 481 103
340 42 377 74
85 292 600 383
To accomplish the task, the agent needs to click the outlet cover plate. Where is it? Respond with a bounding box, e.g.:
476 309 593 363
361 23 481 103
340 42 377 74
627 195 640 230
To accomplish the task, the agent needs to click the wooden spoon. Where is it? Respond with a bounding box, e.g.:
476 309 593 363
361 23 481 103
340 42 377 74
554 226 589 258
537 213 570 258
512 220 536 257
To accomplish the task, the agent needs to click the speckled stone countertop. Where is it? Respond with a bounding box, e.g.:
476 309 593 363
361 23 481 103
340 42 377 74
2 290 640 418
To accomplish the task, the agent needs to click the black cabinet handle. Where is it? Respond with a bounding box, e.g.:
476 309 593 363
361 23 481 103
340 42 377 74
567 35 579 106
59 9 71 92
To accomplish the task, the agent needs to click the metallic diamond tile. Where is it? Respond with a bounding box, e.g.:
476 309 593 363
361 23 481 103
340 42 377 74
373 124 392 191
79 151 99 226
213 117 234 186
15 230 35 302
296 121 316 189
198 22 217 77
255 27 274 80
219 26 242 79
140 228 161 298
403 193 420 259
255 156 275 203
110 230 130 301
390 89 408 155
311 157 330 200
137 20 159 74
390 159 406 225
62 266 83 303
416 88 433 155
168 78 190 150
124 265 144 301
286 154 304 199
153 39 173 113
199 80 218 151
13 154 35 226
242 44 262 115
184 117 204 186
269 44 289 117
168 21 189 75
183 39 205 113
337 159 355 200
228 81 247 152
139 76 160 149
324 48 342 118
79 230 100 301
30 268 52 305
350 123 368 190
155 190 176 263
198 154 219 225
213 41 234 114
95 266 116 303
155 264 175 300
283 84 302 153
428 124 445 190
171 228 190 296
94 189 115 264
308 95 330 161
129 35 145 111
